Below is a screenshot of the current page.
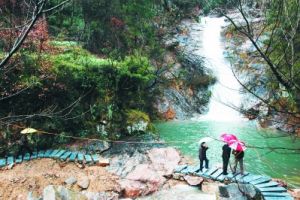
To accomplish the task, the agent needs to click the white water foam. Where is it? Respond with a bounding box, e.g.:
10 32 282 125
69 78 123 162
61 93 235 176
192 17 245 122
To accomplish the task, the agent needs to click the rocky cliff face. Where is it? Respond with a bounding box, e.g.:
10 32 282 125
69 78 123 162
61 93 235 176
155 19 215 120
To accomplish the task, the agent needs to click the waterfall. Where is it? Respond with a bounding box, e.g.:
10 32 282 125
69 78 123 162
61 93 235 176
194 17 244 121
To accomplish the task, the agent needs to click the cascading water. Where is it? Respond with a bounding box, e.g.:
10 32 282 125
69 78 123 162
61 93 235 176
195 17 243 121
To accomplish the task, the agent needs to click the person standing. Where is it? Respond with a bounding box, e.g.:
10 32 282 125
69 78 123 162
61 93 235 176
199 142 209 171
17 133 33 156
222 143 231 175
232 150 244 175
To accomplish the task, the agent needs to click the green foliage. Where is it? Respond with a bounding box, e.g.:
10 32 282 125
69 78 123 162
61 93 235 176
0 42 159 148
126 109 150 125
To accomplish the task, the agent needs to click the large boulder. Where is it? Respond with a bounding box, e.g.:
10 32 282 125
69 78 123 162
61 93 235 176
120 164 166 198
218 183 257 200
119 179 147 198
108 151 149 177
148 147 181 176
184 175 204 186
126 164 166 184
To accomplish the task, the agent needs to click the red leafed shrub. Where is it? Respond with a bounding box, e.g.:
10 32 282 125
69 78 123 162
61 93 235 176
0 18 49 51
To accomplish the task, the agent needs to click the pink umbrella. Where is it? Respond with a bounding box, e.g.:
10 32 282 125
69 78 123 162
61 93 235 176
220 133 238 143
228 140 246 151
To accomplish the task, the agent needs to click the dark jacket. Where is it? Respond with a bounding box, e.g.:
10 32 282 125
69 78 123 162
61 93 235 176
233 150 244 160
199 143 208 160
222 144 231 160
20 135 29 145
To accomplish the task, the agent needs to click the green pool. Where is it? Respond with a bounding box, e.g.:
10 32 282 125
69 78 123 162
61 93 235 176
155 120 300 187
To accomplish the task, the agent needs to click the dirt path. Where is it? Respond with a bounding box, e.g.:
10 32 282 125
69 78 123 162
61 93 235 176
0 159 120 200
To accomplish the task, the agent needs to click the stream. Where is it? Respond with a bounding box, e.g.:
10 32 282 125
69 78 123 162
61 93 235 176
156 17 300 187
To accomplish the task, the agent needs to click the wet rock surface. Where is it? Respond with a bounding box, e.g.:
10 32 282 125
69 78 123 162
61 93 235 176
43 185 87 200
136 184 216 200
218 183 257 200
156 19 215 120
108 146 181 198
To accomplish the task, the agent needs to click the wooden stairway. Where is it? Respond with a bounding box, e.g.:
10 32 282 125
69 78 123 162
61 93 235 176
174 165 294 200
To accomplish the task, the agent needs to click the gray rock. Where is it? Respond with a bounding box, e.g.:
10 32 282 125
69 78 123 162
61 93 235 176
137 184 216 200
85 141 111 154
27 192 42 200
43 185 87 200
219 185 230 198
78 177 90 189
184 175 204 186
81 191 119 200
65 176 77 185
218 183 257 200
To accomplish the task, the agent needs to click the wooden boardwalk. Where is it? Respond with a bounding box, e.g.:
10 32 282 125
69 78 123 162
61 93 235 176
174 165 294 200
0 149 101 168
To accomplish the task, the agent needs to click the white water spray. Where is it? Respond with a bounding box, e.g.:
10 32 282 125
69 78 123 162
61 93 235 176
194 17 243 121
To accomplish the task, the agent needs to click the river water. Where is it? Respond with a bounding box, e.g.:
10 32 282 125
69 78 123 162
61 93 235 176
156 17 300 187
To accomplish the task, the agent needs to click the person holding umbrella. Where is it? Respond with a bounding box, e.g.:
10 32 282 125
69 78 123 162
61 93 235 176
222 143 231 175
229 140 246 175
198 137 212 172
220 133 237 175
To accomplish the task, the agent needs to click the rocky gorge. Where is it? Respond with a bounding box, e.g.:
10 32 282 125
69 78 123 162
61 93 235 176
154 18 215 120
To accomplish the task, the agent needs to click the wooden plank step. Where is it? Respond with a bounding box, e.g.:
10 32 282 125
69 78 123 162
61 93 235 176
263 196 293 200
0 158 6 167
203 167 218 177
250 176 271 185
30 152 38 159
69 152 78 162
49 150 60 158
7 156 14 165
242 174 262 183
60 151 72 161
196 168 208 177
15 155 23 164
262 192 291 197
44 150 53 158
227 172 239 179
259 186 287 192
77 153 84 163
216 174 226 182
54 150 66 159
38 151 45 158
181 166 193 174
256 181 279 188
174 165 187 173
235 172 250 182
84 154 93 163
188 165 200 174
91 154 100 163
210 169 223 180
